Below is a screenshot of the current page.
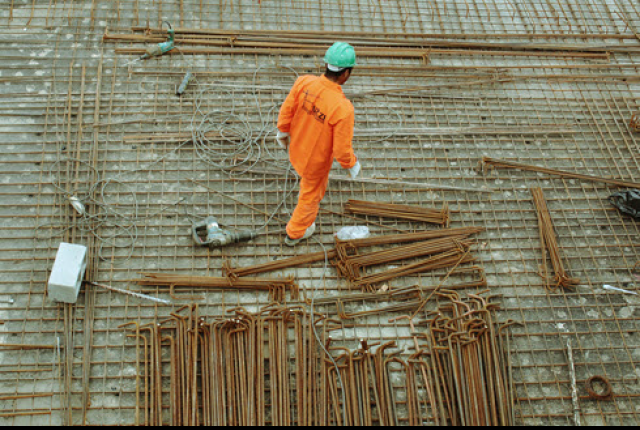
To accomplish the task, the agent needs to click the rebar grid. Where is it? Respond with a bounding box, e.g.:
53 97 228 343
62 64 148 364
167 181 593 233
0 0 638 426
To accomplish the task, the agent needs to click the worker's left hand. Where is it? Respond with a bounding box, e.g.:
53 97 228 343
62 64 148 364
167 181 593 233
276 130 291 150
348 161 362 180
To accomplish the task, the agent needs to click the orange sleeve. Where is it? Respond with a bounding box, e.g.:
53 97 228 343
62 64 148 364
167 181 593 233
333 104 357 169
277 77 303 133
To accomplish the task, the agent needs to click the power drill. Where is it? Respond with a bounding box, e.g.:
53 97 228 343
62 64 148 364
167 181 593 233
192 217 257 248
140 21 175 61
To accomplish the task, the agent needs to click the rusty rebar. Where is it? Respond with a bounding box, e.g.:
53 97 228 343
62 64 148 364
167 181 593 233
531 187 581 292
482 157 640 189
630 113 640 132
121 304 328 426
345 199 451 226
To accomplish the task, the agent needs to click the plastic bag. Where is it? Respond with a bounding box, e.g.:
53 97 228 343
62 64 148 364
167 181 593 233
336 226 371 241
609 190 640 220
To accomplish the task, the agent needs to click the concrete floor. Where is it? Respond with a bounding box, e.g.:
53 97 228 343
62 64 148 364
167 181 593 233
0 0 638 425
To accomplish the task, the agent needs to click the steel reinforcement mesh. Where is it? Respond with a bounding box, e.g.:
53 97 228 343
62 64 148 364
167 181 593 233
0 0 638 426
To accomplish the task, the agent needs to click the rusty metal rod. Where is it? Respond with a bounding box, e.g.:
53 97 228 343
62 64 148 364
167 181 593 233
483 157 640 189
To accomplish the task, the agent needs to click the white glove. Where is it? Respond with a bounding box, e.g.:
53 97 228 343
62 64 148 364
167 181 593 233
276 130 290 150
348 161 362 180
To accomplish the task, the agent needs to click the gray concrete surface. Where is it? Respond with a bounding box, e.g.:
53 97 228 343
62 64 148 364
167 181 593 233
0 0 638 425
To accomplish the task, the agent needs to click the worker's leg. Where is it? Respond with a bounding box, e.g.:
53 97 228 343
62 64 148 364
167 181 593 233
286 175 330 239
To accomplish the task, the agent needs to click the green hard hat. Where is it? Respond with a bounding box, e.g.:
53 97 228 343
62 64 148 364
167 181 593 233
324 42 357 70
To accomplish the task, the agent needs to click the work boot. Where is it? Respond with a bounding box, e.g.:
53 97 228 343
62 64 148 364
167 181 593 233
284 223 316 247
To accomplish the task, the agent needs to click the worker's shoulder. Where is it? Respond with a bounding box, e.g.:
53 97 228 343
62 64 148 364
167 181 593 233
295 74 320 86
334 96 354 116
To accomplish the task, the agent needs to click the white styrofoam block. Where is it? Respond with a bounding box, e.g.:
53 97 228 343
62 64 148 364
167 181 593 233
48 243 88 304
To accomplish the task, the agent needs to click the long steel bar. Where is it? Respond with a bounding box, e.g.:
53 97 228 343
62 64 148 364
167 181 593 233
483 157 640 189
131 26 640 40
237 166 493 193
115 45 612 60
104 31 640 53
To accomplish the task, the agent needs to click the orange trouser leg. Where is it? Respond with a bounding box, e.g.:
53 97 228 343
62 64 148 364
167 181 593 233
286 175 330 239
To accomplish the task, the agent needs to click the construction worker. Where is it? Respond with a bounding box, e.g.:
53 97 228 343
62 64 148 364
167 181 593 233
276 42 361 247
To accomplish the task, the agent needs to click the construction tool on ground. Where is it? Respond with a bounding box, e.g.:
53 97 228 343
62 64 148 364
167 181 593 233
192 216 257 248
609 190 640 220
124 21 175 66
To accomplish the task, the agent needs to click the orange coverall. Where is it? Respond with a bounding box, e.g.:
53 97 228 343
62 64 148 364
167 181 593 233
277 75 358 239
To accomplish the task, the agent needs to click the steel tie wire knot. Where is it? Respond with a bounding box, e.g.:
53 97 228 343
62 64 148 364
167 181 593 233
630 112 640 132
586 376 614 401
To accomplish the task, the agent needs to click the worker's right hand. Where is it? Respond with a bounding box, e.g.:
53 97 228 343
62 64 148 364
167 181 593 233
348 160 362 180
276 130 291 150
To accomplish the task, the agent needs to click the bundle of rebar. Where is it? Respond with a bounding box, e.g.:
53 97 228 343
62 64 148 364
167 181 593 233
335 233 479 291
324 341 403 426
531 188 581 291
338 227 485 248
351 249 476 290
122 304 326 426
411 291 519 426
119 296 517 426
223 228 485 280
322 291 518 426
132 272 299 301
312 266 487 320
345 199 450 226
335 287 425 320
312 266 488 308
337 237 472 272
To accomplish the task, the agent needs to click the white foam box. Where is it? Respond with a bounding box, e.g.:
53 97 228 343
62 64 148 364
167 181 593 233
48 243 88 304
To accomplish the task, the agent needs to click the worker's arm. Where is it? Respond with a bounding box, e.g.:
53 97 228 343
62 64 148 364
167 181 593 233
277 77 304 133
333 106 358 171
